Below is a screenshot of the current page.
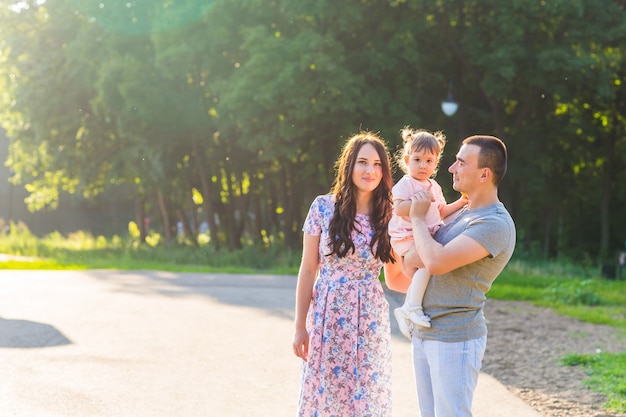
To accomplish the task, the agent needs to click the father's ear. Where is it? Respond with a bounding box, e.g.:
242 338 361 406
480 168 491 183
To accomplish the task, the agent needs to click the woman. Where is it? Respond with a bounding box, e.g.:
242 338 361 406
293 131 406 416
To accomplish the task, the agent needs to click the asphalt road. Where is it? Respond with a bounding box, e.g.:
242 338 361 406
0 270 541 417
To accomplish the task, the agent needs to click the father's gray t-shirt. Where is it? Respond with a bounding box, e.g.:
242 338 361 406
415 202 516 343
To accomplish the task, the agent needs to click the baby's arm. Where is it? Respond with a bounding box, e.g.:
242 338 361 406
394 199 412 217
439 193 469 219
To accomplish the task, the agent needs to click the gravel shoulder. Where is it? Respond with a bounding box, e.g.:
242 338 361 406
483 299 626 417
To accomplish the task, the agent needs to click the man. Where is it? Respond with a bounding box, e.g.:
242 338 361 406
386 135 516 417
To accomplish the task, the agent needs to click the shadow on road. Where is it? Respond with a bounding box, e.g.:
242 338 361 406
82 269 408 339
84 270 298 319
0 317 72 348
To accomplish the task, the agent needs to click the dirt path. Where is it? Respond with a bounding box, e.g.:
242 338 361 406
482 300 626 417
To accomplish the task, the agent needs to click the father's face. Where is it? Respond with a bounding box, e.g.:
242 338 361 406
448 144 481 193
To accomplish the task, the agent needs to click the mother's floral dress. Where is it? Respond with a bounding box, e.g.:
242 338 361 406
297 195 392 417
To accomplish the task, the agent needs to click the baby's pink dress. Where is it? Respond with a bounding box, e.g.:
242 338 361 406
297 195 392 417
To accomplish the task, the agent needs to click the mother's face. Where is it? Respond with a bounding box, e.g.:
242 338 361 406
351 143 383 195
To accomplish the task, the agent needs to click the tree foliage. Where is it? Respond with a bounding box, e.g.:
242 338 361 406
0 0 624 261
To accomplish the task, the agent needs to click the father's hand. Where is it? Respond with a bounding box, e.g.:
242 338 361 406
409 183 435 220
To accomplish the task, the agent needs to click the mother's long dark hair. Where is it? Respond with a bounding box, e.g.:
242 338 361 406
327 131 395 263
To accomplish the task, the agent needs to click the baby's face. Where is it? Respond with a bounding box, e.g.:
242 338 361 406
405 149 438 181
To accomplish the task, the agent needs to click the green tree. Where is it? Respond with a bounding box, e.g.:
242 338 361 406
1 0 624 264
399 0 626 260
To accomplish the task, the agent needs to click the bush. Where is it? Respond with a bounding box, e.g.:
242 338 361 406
541 279 603 306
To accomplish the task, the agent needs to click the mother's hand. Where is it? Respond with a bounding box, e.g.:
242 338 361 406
293 326 309 362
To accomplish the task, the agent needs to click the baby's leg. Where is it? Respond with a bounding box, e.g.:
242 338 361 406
402 245 421 273
404 267 432 327
400 246 419 307
407 268 431 307
402 245 422 306
402 246 432 327
392 242 432 336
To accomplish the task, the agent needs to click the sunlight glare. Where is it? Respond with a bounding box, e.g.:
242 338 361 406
10 0 46 12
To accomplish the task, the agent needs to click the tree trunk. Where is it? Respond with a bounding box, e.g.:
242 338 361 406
224 166 238 250
281 163 300 249
156 189 172 242
135 196 147 243
192 144 220 251
177 207 197 246
543 209 553 259
190 194 200 238
248 172 264 243
599 120 617 259
556 205 565 259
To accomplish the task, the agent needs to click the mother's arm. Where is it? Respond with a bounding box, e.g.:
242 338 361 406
383 250 411 293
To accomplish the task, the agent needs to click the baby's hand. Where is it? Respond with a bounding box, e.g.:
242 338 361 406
409 188 433 219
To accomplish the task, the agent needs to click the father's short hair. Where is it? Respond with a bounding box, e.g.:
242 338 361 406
463 135 508 186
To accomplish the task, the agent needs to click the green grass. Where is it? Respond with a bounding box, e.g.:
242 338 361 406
0 224 625 412
561 352 626 412
16 245 300 274
0 259 74 269
0 222 301 274
491 260 626 332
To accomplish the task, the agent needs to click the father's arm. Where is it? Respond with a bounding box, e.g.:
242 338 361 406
412 220 488 275
410 192 489 275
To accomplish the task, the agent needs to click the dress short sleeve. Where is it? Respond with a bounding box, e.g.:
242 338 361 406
302 195 328 236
